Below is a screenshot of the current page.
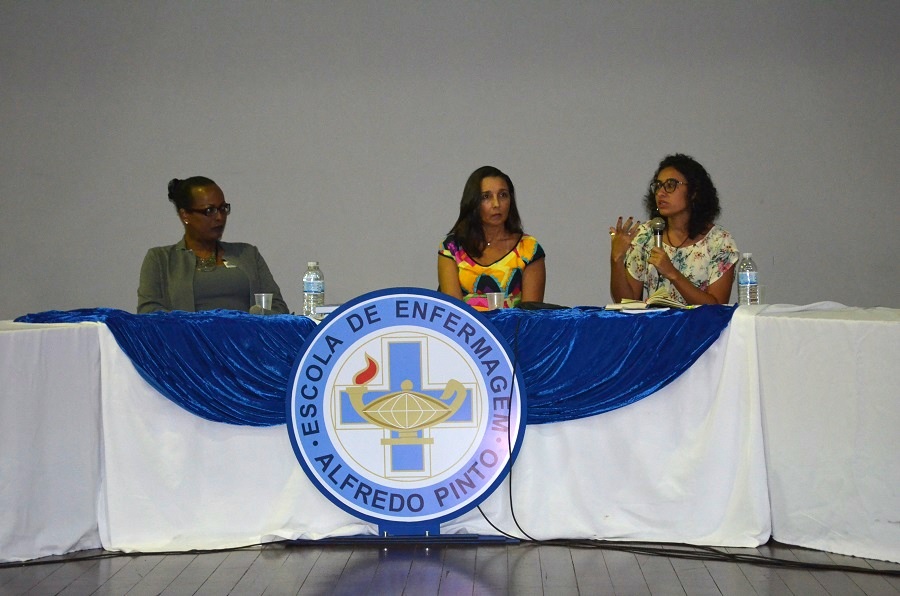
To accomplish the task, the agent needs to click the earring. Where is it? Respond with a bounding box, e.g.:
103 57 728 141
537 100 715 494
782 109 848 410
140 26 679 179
184 220 189 224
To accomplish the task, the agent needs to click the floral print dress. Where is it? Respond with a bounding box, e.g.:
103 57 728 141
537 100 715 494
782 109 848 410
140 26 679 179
625 224 739 305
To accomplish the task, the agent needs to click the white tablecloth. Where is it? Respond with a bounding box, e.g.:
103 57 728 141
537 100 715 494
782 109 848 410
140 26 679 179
96 310 768 552
4 305 895 563
755 303 900 563
0 321 103 562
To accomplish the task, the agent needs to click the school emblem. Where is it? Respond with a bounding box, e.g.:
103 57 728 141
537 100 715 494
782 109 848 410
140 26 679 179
286 288 526 536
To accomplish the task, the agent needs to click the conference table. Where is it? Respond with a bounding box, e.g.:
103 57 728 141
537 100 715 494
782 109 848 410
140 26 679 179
1 302 896 564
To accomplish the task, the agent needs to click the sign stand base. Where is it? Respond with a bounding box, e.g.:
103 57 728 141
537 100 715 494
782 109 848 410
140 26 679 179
289 533 519 546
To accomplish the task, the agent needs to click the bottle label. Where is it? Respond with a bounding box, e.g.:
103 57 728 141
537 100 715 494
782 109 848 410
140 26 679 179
738 271 757 285
304 281 324 293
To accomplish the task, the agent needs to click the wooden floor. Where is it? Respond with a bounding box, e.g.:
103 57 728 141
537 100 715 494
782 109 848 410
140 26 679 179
1 539 898 595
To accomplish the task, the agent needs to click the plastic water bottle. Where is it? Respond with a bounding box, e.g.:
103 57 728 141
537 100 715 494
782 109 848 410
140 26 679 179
737 253 759 305
302 261 325 318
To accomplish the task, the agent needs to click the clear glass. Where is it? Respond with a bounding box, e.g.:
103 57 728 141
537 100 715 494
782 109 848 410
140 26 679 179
486 292 505 310
253 293 272 310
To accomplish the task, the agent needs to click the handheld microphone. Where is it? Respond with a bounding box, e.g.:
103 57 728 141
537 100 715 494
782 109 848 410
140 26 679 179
650 217 666 249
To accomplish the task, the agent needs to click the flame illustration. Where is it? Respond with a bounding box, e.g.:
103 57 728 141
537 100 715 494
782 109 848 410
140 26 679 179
353 354 379 385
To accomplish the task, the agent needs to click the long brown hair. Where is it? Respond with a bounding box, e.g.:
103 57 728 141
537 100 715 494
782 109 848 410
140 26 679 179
448 166 523 257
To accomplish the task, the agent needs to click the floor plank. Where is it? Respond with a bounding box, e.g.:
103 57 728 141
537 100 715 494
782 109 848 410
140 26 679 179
570 546 616 595
57 555 133 596
825 551 900 596
159 550 229 595
634 552 686 596
227 544 295 595
668 556 724 596
0 561 63 594
365 544 417 595
505 542 543 595
722 546 793 596
437 545 477 595
754 542 831 595
126 553 196 596
274 545 330 595
704 558 758 596
472 544 508 595
539 544 579 594
23 559 98 596
603 548 651 595
403 544 446 595
295 546 360 594
90 554 168 596
866 555 900 585
331 546 381 595
193 549 262 596
787 545 872 596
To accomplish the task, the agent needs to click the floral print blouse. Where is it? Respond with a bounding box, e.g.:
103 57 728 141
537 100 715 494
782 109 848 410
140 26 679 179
625 223 739 305
440 234 545 310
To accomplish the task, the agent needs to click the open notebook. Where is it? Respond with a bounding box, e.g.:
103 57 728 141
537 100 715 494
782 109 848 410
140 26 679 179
605 287 695 310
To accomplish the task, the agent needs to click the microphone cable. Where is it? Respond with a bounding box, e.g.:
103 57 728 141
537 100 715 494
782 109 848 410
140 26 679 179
477 314 536 541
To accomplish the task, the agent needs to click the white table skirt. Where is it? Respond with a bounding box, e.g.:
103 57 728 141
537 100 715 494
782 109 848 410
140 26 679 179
0 322 103 562
5 305 896 563
96 310 769 552
88 308 768 554
756 303 900 563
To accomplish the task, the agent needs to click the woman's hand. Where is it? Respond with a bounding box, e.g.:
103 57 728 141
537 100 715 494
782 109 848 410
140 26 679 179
609 216 640 263
609 216 644 302
648 247 678 280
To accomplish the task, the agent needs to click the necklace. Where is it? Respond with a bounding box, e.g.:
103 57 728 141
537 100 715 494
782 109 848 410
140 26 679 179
194 243 218 272
666 230 691 249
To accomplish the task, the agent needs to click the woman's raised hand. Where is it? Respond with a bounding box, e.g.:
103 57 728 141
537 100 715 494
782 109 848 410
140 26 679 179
609 216 640 262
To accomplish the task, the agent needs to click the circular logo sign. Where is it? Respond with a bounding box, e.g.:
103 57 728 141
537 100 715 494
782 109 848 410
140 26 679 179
286 288 526 532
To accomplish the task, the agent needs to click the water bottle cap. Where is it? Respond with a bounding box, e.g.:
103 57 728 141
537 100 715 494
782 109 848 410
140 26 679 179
742 252 752 258
307 261 318 267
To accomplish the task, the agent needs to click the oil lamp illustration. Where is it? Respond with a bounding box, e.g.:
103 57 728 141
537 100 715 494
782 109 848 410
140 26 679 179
346 354 468 445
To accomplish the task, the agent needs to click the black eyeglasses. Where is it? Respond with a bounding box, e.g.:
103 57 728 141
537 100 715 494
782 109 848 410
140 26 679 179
185 203 231 217
650 179 687 194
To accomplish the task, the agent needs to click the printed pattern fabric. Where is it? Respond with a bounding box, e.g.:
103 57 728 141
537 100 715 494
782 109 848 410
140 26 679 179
625 224 739 305
440 234 545 310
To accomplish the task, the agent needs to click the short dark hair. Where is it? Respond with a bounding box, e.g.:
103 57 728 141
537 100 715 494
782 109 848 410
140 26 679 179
449 166 523 257
643 154 721 238
167 176 217 211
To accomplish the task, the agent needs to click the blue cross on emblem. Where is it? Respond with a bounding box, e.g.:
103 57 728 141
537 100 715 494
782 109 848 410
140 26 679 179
340 341 472 473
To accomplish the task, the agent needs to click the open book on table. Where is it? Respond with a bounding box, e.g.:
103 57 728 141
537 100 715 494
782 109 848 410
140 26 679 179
605 287 696 310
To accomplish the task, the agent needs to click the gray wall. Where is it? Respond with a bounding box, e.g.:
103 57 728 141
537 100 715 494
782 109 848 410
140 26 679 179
2 2 898 320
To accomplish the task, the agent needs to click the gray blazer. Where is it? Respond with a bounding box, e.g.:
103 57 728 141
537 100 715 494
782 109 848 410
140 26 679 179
137 238 289 314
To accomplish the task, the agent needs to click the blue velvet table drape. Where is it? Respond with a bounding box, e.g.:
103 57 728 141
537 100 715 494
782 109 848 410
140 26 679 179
16 305 735 426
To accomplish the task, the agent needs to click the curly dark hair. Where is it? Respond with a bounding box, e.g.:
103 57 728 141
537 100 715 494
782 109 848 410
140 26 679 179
643 154 721 239
448 166 523 258
167 176 217 212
